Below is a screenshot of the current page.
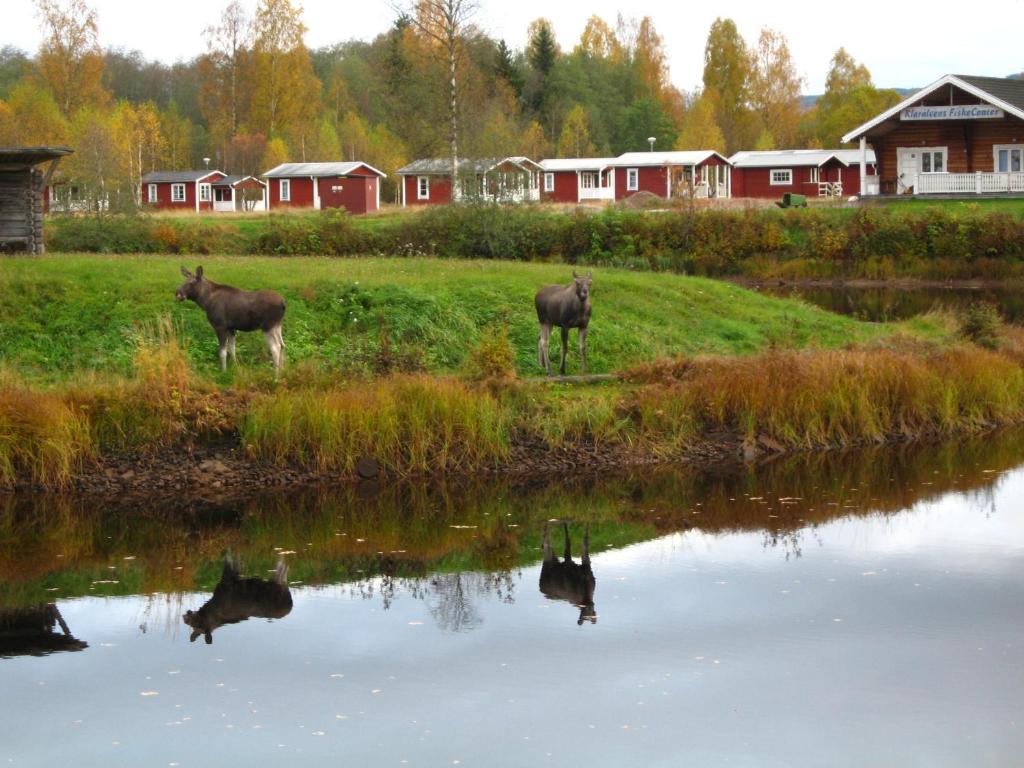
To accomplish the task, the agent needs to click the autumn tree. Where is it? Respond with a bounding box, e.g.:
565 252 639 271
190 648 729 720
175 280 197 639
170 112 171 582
200 0 252 148
675 91 725 151
518 119 551 159
113 101 164 204
64 106 119 209
0 80 68 145
815 48 901 146
576 16 621 61
160 102 194 170
250 0 320 140
702 17 757 153
556 104 596 157
633 17 669 102
34 0 109 116
749 27 804 148
398 0 480 185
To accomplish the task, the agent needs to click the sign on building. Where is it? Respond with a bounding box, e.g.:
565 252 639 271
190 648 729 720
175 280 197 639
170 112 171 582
901 105 1004 120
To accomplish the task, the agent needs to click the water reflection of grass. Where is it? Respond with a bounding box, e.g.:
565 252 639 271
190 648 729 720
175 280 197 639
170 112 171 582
3 429 1023 608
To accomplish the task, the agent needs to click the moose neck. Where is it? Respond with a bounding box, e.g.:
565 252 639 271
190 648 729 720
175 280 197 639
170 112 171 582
191 280 217 311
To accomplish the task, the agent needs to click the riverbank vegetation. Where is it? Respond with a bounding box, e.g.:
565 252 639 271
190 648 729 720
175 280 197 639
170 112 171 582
46 202 1024 280
3 252 1024 488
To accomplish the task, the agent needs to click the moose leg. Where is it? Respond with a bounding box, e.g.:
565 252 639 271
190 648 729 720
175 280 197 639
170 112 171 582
264 324 283 374
538 323 552 375
579 326 588 373
215 328 229 371
582 523 590 566
228 332 237 365
542 521 554 562
562 521 572 562
559 326 569 375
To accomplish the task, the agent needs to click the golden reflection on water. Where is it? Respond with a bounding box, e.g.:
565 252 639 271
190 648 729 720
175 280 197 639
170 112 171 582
2 428 1022 610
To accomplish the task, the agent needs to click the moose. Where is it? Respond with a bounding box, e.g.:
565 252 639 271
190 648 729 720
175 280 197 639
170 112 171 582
535 270 592 376
183 555 293 644
539 521 597 626
0 603 87 656
176 265 286 373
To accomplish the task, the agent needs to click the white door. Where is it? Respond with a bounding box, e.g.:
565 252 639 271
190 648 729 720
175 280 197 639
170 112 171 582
897 148 919 193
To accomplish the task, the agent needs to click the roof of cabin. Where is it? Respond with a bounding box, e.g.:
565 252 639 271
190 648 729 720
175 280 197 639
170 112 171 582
729 149 877 168
262 161 386 178
612 150 727 167
396 157 538 175
141 170 224 183
842 74 1024 143
211 175 266 187
540 157 617 172
0 146 73 170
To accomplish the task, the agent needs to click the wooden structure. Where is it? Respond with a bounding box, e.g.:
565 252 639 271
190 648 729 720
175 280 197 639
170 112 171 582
141 169 227 212
843 74 1024 196
610 151 732 200
730 149 878 198
397 157 541 206
539 158 617 203
263 161 386 213
0 146 71 254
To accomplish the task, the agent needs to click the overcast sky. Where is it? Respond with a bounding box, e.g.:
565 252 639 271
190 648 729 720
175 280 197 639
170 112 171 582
4 0 1023 94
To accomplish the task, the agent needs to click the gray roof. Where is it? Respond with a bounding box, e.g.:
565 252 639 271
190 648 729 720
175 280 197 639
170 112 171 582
730 149 876 168
612 150 727 167
141 170 223 183
0 146 73 169
212 175 265 187
954 74 1024 112
262 161 385 178
540 157 617 172
396 157 538 175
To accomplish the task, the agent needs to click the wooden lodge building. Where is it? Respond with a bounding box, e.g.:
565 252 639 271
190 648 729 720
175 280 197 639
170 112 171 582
397 157 542 206
263 162 385 213
539 158 617 203
729 149 878 198
141 170 230 212
610 151 732 200
0 146 70 254
843 74 1024 196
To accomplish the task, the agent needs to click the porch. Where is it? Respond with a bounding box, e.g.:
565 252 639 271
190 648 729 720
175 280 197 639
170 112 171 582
914 171 1024 195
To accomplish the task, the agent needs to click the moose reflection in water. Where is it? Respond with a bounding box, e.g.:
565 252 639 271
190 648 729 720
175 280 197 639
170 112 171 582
183 555 293 644
539 521 596 625
0 604 87 657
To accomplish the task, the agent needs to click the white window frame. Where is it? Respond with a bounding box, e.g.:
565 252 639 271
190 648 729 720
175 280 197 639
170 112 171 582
417 175 430 200
280 178 291 202
581 172 597 189
770 169 793 186
147 183 157 203
993 144 1023 173
808 167 820 184
626 167 639 191
543 172 554 192
198 183 211 202
170 183 185 202
920 147 947 174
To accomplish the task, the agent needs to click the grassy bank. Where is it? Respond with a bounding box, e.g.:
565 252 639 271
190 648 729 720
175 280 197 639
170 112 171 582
0 255 899 381
45 201 1024 279
3 254 1022 489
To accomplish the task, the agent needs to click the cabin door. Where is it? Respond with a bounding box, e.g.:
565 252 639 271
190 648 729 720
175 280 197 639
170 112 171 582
896 148 919 193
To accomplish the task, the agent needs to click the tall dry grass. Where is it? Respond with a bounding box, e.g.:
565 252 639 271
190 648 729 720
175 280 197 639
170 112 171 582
242 374 512 475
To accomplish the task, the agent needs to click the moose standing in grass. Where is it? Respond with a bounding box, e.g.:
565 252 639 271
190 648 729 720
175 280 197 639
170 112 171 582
535 270 592 375
176 265 286 374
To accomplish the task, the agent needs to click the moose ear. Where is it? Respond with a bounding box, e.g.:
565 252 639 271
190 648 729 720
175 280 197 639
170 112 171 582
586 270 592 279
181 266 192 278
572 269 579 279
195 266 204 279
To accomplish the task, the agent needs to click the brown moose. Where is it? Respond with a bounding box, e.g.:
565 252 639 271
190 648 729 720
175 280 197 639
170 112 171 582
539 521 597 625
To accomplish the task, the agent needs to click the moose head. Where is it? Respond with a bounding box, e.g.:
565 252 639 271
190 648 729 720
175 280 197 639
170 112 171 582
571 270 592 302
176 265 204 302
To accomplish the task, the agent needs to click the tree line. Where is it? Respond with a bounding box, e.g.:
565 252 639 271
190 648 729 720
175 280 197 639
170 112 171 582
0 0 903 208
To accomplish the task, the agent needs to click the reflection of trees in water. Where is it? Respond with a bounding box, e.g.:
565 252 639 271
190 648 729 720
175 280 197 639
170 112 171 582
343 569 518 632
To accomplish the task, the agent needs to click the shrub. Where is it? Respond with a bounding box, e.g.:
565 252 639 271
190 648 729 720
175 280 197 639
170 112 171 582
959 301 1002 349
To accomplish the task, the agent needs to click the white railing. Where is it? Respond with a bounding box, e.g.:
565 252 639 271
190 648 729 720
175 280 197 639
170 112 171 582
817 181 844 197
578 187 614 201
213 200 234 212
915 172 1024 194
864 178 880 196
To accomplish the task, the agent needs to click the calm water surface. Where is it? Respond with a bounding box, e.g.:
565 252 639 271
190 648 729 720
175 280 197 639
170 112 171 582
3 435 1024 767
757 283 1024 322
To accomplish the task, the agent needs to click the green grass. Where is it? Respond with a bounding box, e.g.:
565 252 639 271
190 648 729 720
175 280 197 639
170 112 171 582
0 254 917 382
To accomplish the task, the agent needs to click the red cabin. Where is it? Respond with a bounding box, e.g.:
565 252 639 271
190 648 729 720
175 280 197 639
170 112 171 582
141 170 226 212
729 150 877 199
262 162 386 214
610 151 732 200
539 158 616 203
210 175 267 211
397 157 541 206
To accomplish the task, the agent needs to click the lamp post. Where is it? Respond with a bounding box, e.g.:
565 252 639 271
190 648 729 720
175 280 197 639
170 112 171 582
203 157 211 169
647 136 656 152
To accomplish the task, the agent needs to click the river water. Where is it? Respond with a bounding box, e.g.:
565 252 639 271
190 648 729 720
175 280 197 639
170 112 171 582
3 432 1024 766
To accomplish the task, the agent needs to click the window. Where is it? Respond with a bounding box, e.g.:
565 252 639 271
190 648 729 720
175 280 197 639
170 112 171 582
280 178 291 202
581 172 597 189
543 172 554 192
417 176 430 200
994 145 1023 173
808 167 819 184
171 183 185 202
626 168 639 191
770 169 793 185
147 184 157 203
199 183 211 202
920 150 945 173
